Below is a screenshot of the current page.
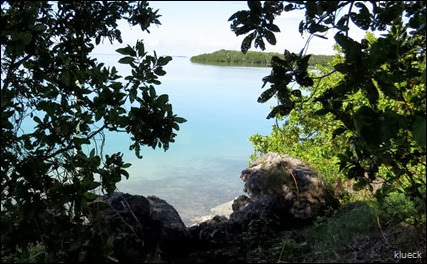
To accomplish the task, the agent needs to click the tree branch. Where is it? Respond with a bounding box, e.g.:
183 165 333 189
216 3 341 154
45 124 107 160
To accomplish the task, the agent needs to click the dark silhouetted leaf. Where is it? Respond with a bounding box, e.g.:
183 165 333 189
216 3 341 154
264 30 277 45
412 115 426 147
266 23 280 32
291 89 302 97
175 117 186 123
118 57 134 64
332 126 347 139
241 32 256 53
116 46 136 56
315 108 330 116
258 87 277 103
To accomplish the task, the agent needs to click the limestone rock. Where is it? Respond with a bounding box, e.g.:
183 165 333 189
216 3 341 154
231 195 250 212
210 200 233 217
236 152 339 224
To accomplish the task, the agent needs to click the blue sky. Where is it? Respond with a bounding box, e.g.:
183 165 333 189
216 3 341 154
92 1 370 57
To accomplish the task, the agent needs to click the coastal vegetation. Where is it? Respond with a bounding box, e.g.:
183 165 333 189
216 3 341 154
230 0 426 212
1 0 425 263
1 1 185 262
230 1 426 262
190 49 333 67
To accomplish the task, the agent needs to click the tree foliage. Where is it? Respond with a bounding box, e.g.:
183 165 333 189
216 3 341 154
1 1 185 262
230 1 426 211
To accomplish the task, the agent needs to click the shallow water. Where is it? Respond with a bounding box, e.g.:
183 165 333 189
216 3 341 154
103 57 278 225
20 55 276 225
96 57 277 225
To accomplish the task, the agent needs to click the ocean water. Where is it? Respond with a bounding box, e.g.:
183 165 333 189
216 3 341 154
18 55 277 225
101 57 277 225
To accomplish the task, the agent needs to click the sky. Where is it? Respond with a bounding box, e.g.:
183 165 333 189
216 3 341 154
92 1 372 58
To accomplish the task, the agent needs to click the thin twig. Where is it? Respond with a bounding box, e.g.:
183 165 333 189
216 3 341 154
376 215 388 243
45 124 107 160
122 197 144 231
302 69 337 103
289 171 300 201
278 239 286 263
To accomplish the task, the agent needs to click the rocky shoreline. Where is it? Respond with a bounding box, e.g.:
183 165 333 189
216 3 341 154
96 152 340 263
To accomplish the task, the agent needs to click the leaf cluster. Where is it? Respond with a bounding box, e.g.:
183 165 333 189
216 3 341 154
1 1 185 262
233 1 426 210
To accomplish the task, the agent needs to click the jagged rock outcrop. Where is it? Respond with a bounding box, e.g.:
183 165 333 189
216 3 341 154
100 192 190 263
230 152 339 225
191 152 340 247
96 153 340 263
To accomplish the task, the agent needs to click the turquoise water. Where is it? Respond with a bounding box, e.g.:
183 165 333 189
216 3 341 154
101 57 277 224
19 55 277 225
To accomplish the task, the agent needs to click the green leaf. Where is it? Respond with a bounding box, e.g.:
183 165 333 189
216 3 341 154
157 94 169 105
412 115 426 147
266 23 280 32
120 169 129 179
351 2 371 30
88 182 101 190
122 163 132 168
291 90 302 97
267 103 294 119
136 41 145 56
332 126 347 139
118 57 134 64
241 32 255 54
83 192 97 202
364 81 379 106
158 56 172 66
154 67 166 76
175 117 187 123
61 71 72 87
258 87 276 103
353 178 369 191
374 72 401 100
116 46 136 56
228 10 250 22
248 1 262 13
33 24 47 32
14 32 32 45
264 30 276 45
284 3 294 11
314 109 329 116
149 86 156 98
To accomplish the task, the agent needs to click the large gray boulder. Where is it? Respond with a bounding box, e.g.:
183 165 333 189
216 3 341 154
230 152 339 225
101 192 190 263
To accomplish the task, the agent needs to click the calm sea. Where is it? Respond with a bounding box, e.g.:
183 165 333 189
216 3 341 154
20 55 277 225
104 56 277 224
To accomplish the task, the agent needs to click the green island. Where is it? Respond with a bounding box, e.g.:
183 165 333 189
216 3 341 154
190 49 334 67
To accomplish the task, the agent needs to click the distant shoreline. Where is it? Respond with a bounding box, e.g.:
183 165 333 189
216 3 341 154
190 49 334 68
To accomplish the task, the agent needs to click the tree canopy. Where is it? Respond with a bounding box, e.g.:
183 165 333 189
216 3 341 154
1 1 185 262
229 1 426 212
